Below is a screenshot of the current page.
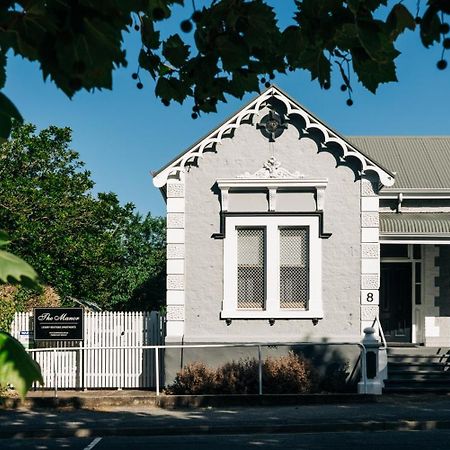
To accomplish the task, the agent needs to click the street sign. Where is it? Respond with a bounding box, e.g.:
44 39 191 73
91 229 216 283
33 307 84 341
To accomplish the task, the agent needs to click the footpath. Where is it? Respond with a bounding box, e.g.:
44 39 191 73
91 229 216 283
2 391 450 439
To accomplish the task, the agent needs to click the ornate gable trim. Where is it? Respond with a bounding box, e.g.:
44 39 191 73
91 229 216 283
153 86 395 188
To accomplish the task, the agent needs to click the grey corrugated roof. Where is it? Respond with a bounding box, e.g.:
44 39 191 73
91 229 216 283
380 213 450 235
348 136 450 191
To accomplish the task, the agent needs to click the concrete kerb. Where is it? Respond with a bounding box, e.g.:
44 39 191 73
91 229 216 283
1 393 376 410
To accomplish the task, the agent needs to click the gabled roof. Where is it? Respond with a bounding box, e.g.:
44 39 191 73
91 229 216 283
152 85 395 188
348 136 450 192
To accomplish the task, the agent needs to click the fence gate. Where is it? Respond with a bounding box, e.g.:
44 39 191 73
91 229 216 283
11 311 165 389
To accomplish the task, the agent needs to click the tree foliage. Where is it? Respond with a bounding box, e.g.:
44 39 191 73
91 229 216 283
0 0 448 136
0 123 166 311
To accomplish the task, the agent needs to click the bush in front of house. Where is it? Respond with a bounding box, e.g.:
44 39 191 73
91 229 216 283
166 351 321 395
216 358 260 394
165 362 217 395
319 362 352 393
263 352 319 394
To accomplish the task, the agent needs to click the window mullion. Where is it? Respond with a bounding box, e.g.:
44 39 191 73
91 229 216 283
265 223 279 314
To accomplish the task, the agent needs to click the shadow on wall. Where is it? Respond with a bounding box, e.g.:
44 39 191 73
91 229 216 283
162 337 362 394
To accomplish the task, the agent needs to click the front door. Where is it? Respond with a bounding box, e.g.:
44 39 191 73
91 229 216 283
380 262 412 343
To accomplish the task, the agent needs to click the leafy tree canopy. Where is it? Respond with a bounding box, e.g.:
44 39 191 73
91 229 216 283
0 123 166 311
0 0 449 138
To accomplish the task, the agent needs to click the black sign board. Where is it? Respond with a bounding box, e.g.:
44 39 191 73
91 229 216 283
34 307 84 341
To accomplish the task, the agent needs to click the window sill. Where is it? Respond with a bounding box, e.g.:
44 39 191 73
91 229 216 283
220 309 324 320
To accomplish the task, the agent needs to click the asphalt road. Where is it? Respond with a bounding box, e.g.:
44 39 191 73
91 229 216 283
3 430 450 450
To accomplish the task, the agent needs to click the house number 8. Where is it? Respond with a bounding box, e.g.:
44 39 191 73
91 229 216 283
366 292 374 303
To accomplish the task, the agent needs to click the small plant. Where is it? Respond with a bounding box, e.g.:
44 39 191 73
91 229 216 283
216 359 259 394
166 352 321 395
165 362 216 395
263 352 319 394
319 362 351 393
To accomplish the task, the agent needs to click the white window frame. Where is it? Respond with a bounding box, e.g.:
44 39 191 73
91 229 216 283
221 215 323 319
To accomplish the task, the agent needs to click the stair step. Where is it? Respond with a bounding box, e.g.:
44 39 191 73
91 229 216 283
387 372 450 381
385 379 450 387
387 355 444 360
388 367 450 374
388 360 450 372
387 347 450 356
383 386 450 394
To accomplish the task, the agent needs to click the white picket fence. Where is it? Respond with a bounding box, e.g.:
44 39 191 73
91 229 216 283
11 311 165 389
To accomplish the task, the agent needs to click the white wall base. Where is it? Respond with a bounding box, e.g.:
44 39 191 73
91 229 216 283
358 379 383 395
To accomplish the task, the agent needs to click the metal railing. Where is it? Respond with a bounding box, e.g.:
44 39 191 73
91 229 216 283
371 316 388 349
28 341 368 397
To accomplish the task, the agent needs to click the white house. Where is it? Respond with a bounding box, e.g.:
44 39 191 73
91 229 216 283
153 86 450 389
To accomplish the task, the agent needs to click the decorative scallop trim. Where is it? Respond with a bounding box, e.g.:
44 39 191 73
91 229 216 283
153 87 395 188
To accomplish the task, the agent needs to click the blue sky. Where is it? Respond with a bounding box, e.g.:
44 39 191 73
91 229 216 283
3 2 450 217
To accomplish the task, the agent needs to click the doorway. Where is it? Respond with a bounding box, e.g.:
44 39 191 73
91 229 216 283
380 262 412 343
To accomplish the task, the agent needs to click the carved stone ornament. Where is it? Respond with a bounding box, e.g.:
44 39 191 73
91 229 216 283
239 157 303 179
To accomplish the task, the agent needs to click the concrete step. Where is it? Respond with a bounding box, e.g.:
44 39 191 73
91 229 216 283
387 355 450 364
386 371 450 381
388 360 448 368
387 347 450 357
383 385 450 394
385 347 450 392
385 379 450 389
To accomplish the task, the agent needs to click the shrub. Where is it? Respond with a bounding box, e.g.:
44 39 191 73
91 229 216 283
263 352 319 394
216 358 259 394
319 362 351 393
166 352 320 395
165 362 216 395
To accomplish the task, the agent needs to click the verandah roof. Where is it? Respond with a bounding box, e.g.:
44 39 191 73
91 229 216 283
380 213 450 239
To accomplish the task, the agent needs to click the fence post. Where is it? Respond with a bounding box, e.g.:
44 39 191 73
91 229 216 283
118 347 124 391
53 349 58 398
258 345 262 395
358 327 382 395
155 347 160 396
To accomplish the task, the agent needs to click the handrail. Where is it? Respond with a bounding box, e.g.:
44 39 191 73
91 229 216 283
27 341 368 397
371 316 388 350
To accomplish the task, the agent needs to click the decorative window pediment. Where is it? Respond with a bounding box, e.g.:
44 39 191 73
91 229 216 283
217 157 328 212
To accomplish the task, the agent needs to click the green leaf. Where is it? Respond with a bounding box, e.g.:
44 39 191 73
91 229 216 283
215 34 249 71
0 92 23 142
227 70 259 98
0 249 40 289
420 6 441 48
0 50 6 89
386 3 416 39
155 76 192 103
0 231 11 247
0 92 23 120
0 331 43 397
162 34 190 68
356 19 398 62
141 16 161 49
352 47 397 92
